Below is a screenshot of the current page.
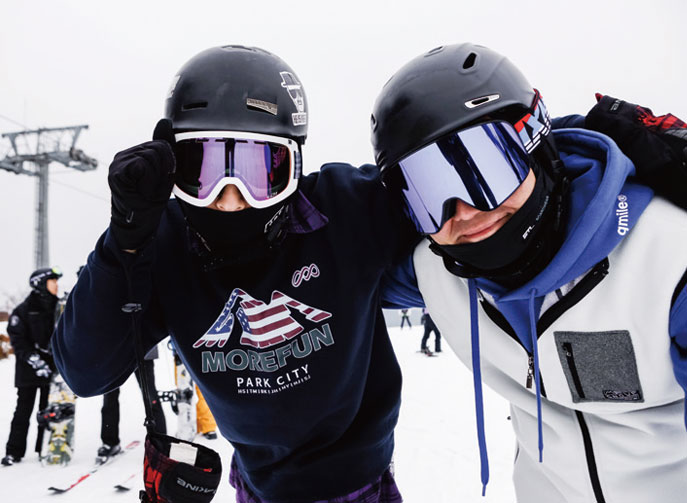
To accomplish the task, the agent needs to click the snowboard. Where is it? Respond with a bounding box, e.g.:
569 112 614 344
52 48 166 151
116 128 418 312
418 349 437 357
37 372 77 465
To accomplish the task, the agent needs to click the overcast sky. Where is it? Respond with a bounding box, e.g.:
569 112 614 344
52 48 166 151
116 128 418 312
1 0 685 299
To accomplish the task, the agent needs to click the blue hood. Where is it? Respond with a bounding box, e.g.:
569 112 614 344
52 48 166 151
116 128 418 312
477 128 654 349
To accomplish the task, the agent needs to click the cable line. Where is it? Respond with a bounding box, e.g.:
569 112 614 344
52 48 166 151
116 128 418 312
0 113 30 129
48 177 108 202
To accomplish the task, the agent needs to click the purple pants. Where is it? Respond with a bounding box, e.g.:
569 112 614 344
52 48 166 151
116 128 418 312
229 458 403 503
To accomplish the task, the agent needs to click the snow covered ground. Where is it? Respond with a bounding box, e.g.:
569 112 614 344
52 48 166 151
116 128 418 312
0 326 516 502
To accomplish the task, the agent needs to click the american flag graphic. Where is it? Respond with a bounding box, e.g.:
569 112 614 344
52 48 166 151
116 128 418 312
193 289 332 350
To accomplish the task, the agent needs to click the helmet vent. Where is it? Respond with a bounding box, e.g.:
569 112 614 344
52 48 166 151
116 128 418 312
426 46 444 56
465 94 501 109
221 44 250 51
247 98 278 116
462 52 477 69
182 101 208 111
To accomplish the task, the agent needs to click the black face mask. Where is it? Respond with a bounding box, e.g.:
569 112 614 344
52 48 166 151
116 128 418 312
177 200 290 269
431 163 567 288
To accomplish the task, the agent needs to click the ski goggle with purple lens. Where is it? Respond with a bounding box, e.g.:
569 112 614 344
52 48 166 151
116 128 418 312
172 131 301 208
395 91 551 234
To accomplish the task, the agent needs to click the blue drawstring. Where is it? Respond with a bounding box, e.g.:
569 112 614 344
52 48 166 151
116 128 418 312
468 279 489 496
528 288 544 463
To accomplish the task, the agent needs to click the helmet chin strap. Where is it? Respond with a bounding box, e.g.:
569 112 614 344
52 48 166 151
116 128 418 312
432 160 569 289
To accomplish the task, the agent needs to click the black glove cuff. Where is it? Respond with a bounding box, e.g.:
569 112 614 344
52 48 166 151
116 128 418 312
586 95 687 210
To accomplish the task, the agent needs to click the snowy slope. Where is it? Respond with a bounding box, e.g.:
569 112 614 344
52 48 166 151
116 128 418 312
0 327 516 502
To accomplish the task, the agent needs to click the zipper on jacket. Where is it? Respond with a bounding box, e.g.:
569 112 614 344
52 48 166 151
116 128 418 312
524 355 546 396
537 258 609 334
526 355 534 389
479 258 609 347
575 410 606 503
481 303 547 395
562 342 585 399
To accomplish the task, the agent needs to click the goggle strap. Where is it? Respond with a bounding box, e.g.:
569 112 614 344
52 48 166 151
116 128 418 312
513 89 552 155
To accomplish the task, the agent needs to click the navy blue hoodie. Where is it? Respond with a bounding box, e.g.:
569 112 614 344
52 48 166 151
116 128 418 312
52 163 413 502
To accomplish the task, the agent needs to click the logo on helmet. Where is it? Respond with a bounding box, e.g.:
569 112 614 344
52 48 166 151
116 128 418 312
280 71 307 126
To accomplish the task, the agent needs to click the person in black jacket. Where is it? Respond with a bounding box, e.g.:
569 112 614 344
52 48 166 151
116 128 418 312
98 345 166 461
2 267 62 466
420 309 441 354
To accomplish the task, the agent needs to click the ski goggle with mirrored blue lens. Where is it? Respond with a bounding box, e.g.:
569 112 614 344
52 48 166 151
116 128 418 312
172 131 301 208
394 91 551 234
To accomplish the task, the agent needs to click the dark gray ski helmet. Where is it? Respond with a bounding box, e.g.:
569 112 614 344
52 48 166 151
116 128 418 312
165 45 308 144
371 43 537 172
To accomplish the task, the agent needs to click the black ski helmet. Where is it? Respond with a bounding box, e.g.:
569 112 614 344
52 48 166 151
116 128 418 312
370 43 568 285
371 43 547 173
165 45 308 144
29 267 62 294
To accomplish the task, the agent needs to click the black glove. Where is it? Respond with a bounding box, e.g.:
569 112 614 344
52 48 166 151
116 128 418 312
661 127 687 164
108 119 176 250
585 94 687 209
26 352 52 379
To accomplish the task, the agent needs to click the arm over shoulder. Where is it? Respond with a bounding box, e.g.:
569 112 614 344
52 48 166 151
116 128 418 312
669 269 687 427
51 228 166 397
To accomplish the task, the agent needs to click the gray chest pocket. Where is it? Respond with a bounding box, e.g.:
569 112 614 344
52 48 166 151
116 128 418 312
553 330 643 403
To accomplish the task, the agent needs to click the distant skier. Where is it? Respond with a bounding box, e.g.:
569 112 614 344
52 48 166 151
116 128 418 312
420 309 441 354
400 309 412 329
2 267 61 466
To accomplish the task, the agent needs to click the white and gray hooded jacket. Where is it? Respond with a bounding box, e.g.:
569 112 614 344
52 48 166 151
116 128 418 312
393 129 687 502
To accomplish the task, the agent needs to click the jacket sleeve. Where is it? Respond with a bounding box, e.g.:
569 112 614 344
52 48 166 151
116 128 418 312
669 277 687 428
51 228 167 397
349 164 423 308
6 309 33 363
552 115 586 129
380 253 425 309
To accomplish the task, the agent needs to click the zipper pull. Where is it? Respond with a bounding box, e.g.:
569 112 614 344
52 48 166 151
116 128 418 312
526 355 534 389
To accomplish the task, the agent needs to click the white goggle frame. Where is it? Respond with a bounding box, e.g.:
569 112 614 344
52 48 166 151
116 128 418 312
172 130 300 209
